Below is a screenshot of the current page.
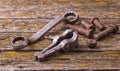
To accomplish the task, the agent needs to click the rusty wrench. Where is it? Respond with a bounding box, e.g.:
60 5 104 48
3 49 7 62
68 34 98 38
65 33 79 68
41 29 74 53
35 29 78 61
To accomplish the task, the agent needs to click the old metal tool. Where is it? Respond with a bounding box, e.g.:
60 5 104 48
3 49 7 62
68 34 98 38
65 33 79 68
66 24 94 38
11 11 79 50
87 39 97 48
35 29 78 61
91 17 106 31
41 29 74 53
94 24 119 41
81 21 95 31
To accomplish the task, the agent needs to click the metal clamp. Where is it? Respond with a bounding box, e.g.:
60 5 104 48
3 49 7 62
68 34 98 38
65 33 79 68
35 29 78 61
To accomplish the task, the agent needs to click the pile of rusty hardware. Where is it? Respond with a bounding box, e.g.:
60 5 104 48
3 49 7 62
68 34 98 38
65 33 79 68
11 11 119 61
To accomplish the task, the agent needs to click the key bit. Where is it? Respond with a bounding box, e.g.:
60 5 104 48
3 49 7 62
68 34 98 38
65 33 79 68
35 30 78 61
11 11 79 50
66 24 94 38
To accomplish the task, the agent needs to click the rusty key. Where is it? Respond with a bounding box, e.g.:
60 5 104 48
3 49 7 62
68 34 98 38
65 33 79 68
66 24 94 38
91 17 106 31
35 31 78 61
11 11 79 50
94 24 119 41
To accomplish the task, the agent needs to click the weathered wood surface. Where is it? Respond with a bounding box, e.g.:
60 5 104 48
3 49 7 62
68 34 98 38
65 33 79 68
0 0 120 70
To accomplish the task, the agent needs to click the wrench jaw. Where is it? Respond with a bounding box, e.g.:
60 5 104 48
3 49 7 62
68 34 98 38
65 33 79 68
60 32 79 52
65 31 78 51
63 11 79 24
11 37 29 50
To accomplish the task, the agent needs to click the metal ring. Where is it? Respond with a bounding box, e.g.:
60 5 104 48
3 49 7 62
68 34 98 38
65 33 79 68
11 37 29 50
63 11 79 24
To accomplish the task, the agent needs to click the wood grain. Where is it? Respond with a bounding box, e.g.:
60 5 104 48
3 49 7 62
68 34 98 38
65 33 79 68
0 0 120 70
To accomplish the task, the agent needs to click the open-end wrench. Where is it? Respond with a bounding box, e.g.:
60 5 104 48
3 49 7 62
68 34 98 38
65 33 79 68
11 11 79 50
35 30 78 61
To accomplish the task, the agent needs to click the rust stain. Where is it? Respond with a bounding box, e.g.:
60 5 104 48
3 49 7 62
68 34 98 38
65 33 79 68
107 53 120 57
79 64 91 67
53 64 64 67
1 20 12 24
0 51 34 60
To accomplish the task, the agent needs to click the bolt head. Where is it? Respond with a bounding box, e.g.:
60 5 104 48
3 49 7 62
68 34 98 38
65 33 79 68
91 17 99 25
87 39 97 48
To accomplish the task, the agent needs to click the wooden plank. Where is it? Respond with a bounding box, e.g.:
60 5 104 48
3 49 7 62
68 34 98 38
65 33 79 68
0 0 120 18
1 51 120 70
0 20 119 51
0 30 119 51
1 51 120 60
0 0 119 7
0 0 120 70
0 7 120 18
0 58 120 70
0 18 119 32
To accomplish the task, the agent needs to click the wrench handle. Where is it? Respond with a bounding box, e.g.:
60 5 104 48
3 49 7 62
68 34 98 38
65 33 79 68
29 16 65 43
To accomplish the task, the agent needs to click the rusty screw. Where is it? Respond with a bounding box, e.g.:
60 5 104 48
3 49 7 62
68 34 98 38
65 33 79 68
94 24 119 41
87 39 97 48
81 21 95 31
66 24 94 38
91 17 106 31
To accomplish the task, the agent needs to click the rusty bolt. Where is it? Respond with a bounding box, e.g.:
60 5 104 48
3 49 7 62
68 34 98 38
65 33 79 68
81 21 96 31
94 24 119 41
87 39 97 48
91 17 106 31
66 24 94 38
